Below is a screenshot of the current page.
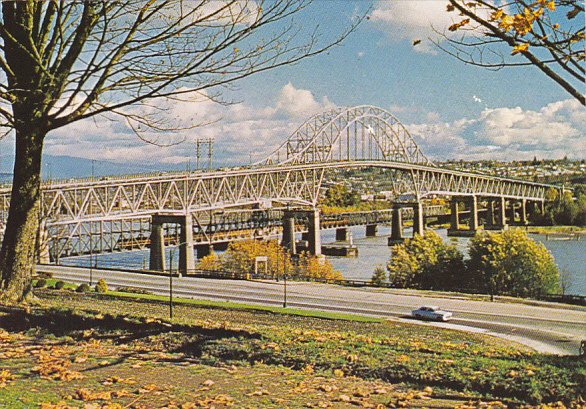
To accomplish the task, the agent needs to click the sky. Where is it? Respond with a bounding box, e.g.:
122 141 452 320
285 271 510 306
0 0 584 174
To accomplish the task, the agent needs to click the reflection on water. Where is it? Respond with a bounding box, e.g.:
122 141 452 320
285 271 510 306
64 225 585 296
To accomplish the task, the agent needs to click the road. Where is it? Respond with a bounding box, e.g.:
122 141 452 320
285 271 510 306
37 265 586 356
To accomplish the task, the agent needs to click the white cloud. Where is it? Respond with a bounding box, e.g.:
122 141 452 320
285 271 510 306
275 82 334 118
370 1 454 54
404 99 586 160
41 83 336 167
370 1 493 54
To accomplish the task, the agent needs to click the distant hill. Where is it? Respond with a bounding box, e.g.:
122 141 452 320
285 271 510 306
0 155 180 182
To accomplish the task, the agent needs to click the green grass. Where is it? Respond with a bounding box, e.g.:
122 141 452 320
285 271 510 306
32 278 381 323
106 289 382 322
10 282 585 407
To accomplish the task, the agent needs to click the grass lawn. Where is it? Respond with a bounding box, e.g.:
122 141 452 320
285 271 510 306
0 287 584 408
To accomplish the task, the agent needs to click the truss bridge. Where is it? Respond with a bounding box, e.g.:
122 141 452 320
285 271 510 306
0 105 561 272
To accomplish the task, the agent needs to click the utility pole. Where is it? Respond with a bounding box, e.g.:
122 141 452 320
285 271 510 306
195 138 214 170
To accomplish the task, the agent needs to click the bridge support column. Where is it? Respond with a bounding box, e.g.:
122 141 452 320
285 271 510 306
196 244 214 259
494 197 508 230
519 199 528 225
149 221 166 271
527 201 541 224
366 224 378 237
307 208 321 256
508 200 517 225
282 211 296 254
486 199 495 226
179 214 195 275
468 196 479 231
388 205 404 245
336 228 349 241
449 198 460 231
412 202 424 237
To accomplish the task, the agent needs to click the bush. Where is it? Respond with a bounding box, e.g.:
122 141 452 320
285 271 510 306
95 278 108 293
34 279 47 288
37 271 53 279
116 286 152 295
387 230 465 290
54 280 66 290
370 266 387 286
467 230 560 298
76 283 91 293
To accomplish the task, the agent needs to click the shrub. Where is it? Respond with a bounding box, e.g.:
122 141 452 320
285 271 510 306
34 278 47 288
54 280 66 290
95 278 108 293
387 230 465 290
37 271 53 279
116 286 152 295
370 266 387 286
467 230 560 298
76 283 91 293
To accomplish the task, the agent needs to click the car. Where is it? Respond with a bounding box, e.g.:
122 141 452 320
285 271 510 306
411 306 453 321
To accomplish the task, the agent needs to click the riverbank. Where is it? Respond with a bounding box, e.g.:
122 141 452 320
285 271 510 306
513 225 586 236
1 288 584 408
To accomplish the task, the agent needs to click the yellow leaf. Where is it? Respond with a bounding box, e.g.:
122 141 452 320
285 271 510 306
511 43 529 55
546 1 555 11
491 9 504 20
499 15 514 31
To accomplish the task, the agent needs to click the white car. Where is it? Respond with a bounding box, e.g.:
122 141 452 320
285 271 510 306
411 306 453 321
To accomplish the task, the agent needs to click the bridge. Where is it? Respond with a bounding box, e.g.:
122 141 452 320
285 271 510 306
0 105 560 272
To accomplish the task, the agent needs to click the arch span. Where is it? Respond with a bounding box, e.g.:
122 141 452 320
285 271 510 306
259 105 432 166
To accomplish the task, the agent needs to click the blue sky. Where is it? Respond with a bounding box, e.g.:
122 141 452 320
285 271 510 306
0 1 584 173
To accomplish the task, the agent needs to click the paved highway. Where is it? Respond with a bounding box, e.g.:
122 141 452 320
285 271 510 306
38 265 586 355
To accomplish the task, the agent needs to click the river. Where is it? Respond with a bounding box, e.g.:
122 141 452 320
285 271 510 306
62 226 585 296
321 226 585 296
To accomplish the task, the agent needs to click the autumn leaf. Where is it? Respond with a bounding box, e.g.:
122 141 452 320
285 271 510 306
446 4 455 12
491 9 505 21
511 43 529 55
0 369 15 388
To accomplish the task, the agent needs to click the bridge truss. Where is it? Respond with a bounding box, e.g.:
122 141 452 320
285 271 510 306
0 105 560 260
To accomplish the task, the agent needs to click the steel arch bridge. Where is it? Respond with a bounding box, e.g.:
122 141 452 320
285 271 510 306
0 105 560 259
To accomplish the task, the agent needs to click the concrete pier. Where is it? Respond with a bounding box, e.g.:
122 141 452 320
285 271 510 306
149 221 166 271
485 196 508 230
196 244 214 259
412 202 424 237
365 224 378 237
179 214 195 274
281 211 296 254
306 208 322 256
336 227 349 241
520 199 528 225
450 198 460 231
468 195 479 231
149 214 195 273
388 205 404 245
448 195 479 237
486 199 495 226
508 200 516 225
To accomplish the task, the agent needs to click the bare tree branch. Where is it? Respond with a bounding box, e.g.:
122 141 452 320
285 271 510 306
439 0 585 104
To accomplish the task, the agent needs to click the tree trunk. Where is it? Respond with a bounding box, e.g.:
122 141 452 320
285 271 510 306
0 128 45 302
